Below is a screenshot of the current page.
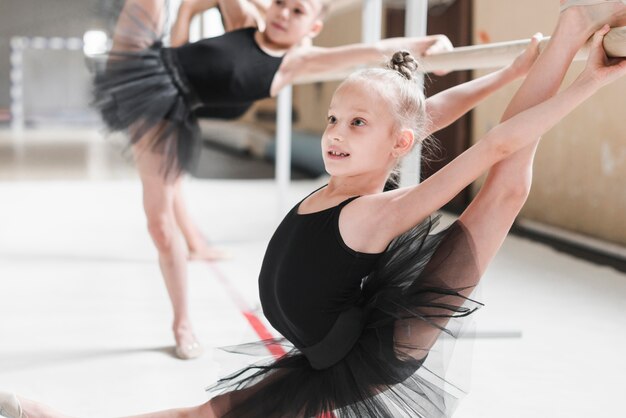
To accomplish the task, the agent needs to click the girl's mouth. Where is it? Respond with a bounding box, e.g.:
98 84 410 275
271 22 287 31
327 150 350 159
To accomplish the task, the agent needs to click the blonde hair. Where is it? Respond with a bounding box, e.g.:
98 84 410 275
346 51 429 143
341 51 433 187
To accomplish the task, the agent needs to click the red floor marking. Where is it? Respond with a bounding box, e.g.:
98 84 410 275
207 262 335 418
207 263 286 358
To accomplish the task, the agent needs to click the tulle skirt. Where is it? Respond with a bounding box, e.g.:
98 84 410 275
207 216 483 418
92 0 202 177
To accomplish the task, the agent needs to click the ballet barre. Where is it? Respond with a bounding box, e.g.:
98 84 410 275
294 26 626 84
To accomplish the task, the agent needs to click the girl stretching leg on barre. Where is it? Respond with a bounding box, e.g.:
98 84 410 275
2 1 625 417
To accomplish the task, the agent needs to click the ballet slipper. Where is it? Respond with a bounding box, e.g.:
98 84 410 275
0 392 23 418
560 0 626 27
175 340 203 360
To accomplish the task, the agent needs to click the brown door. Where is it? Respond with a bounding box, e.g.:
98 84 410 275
386 0 473 213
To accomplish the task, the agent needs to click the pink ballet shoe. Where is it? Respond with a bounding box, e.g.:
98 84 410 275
175 340 203 360
0 392 23 418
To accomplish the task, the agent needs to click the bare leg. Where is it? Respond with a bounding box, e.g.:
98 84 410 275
107 0 203 359
133 135 202 359
121 400 217 418
173 181 230 261
457 1 620 274
395 2 620 358
11 395 217 418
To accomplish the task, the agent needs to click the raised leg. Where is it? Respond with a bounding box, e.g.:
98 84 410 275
456 1 614 275
394 1 619 360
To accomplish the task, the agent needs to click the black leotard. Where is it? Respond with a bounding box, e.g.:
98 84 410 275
174 27 283 114
94 22 284 174
259 193 382 349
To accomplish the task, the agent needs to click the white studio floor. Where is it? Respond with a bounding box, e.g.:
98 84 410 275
0 128 625 418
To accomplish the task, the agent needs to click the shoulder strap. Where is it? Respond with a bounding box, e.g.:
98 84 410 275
298 184 328 204
335 195 360 211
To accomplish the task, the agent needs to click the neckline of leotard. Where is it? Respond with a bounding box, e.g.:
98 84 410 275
250 28 287 59
295 184 358 216
295 184 384 258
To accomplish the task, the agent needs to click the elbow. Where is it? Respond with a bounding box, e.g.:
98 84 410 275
486 121 531 161
485 128 514 162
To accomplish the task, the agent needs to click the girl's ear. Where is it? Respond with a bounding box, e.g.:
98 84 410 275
393 129 415 157
307 19 324 39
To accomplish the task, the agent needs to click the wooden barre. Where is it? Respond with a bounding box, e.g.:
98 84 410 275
294 26 626 84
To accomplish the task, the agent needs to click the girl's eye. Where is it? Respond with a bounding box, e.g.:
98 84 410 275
294 8 303 14
352 119 366 126
327 115 337 124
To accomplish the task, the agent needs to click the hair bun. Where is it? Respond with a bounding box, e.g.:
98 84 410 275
388 51 418 80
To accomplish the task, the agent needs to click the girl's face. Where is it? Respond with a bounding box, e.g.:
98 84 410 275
322 80 410 178
264 0 323 47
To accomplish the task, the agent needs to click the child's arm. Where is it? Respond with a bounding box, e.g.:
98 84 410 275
424 34 542 137
170 0 218 46
218 0 267 31
352 28 626 249
170 0 265 46
280 35 454 86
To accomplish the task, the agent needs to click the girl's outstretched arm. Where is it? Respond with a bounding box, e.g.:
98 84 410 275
217 0 268 31
170 0 218 46
281 35 454 86
351 27 626 250
424 34 542 137
170 0 266 46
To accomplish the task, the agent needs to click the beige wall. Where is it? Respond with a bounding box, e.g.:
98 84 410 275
473 0 626 245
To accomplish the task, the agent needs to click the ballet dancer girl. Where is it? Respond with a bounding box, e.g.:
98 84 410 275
3 1 625 416
94 0 458 359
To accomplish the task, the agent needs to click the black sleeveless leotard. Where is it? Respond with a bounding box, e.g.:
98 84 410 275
259 192 382 350
94 9 284 175
174 27 283 115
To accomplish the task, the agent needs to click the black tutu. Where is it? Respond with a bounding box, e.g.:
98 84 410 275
207 217 483 418
92 1 202 177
